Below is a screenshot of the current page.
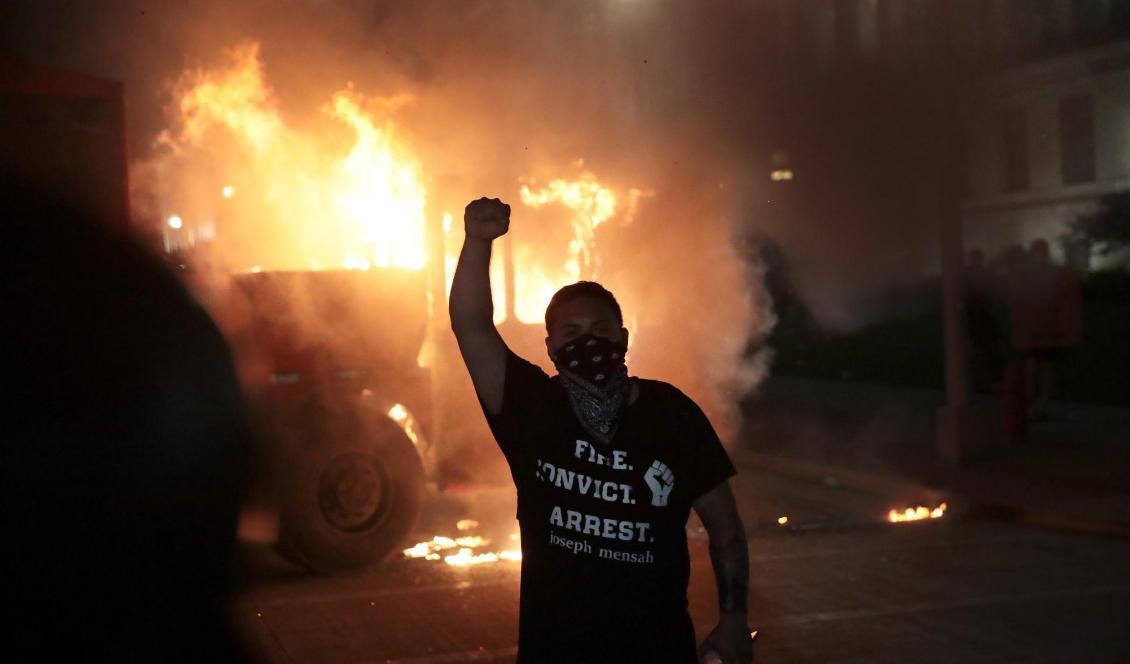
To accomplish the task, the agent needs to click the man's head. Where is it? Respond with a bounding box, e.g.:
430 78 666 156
544 281 627 359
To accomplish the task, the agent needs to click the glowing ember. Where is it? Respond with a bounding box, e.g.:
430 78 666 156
888 502 947 523
387 404 409 421
456 519 479 531
386 403 421 448
777 516 789 525
402 535 458 558
443 548 523 567
402 542 432 559
444 548 498 566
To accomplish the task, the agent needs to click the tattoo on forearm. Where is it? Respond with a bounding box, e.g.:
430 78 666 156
709 534 749 613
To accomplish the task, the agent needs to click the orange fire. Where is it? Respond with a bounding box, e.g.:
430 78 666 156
159 40 655 334
157 42 649 328
436 168 644 325
403 523 522 567
520 166 646 281
887 503 947 523
386 403 423 448
439 172 642 325
158 41 426 272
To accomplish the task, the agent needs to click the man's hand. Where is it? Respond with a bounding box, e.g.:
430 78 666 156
694 481 752 663
464 197 510 241
699 614 754 664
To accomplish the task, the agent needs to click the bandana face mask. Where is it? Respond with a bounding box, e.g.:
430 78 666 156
551 334 630 443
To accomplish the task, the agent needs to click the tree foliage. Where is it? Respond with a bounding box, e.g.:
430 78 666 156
1070 191 1130 256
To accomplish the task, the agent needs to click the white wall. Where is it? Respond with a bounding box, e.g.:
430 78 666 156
961 38 1130 268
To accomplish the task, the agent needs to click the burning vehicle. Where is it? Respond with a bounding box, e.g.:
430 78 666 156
7 40 762 574
0 54 523 573
195 267 434 572
129 43 667 572
137 44 601 572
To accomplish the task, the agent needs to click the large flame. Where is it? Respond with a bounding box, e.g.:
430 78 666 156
441 167 645 325
157 42 426 272
519 167 645 284
158 40 659 338
329 89 427 270
158 42 648 331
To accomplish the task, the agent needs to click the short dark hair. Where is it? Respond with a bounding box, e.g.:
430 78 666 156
544 281 623 331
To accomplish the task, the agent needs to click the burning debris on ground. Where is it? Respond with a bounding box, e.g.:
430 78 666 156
403 523 522 567
888 503 948 524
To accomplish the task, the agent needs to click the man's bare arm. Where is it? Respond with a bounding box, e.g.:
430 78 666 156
695 480 754 663
449 198 510 415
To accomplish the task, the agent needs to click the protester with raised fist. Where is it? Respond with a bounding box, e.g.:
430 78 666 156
450 197 753 663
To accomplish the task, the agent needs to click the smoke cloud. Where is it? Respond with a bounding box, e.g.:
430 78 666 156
4 0 947 444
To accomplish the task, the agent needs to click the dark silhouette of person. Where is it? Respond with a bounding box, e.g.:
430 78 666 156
2 184 251 661
1011 239 1082 420
992 243 1033 442
965 248 1006 393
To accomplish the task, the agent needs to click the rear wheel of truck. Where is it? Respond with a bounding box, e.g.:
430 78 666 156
279 416 424 573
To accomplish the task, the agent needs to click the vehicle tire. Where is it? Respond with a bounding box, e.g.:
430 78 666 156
278 415 424 573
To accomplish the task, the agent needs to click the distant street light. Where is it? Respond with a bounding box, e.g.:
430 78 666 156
769 169 794 182
167 214 183 229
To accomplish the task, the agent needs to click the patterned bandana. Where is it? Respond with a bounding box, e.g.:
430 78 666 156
551 334 630 443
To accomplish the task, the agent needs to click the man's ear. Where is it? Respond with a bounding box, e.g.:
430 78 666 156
621 327 629 349
545 336 553 361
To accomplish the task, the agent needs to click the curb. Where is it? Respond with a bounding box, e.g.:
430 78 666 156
737 447 1130 538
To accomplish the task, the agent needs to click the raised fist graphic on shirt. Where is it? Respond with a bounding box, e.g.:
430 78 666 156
644 460 674 507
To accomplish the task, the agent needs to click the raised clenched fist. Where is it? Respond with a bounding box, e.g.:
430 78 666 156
644 460 674 507
464 197 511 241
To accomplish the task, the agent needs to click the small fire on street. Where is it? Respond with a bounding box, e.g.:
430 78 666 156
888 503 947 523
403 523 522 567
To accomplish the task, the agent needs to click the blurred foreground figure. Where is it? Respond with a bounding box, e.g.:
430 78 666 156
1 185 250 660
449 198 753 663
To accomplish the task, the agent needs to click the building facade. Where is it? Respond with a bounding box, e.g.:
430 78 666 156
761 0 1130 269
961 35 1130 269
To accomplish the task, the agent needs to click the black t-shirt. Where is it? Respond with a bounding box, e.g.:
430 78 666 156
482 350 736 663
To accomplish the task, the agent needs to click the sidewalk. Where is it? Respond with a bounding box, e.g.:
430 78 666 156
739 376 1130 533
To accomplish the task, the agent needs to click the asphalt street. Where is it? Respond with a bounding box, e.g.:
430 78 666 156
232 450 1130 663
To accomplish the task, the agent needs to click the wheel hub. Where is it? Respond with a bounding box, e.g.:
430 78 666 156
317 452 390 532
